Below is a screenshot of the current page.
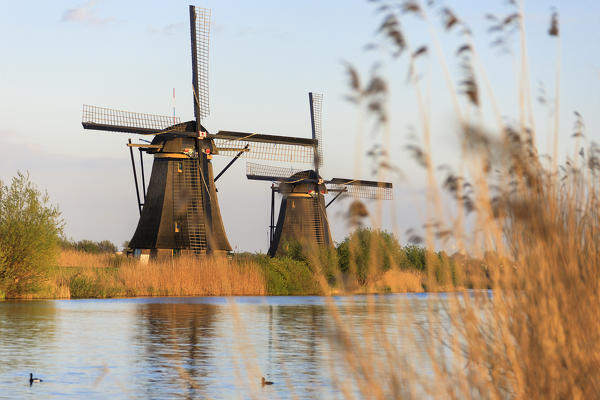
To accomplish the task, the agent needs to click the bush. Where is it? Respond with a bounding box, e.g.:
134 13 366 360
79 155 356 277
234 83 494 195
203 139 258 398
337 229 402 284
254 255 321 295
278 240 339 285
59 238 118 254
68 270 122 298
0 172 63 296
401 245 426 271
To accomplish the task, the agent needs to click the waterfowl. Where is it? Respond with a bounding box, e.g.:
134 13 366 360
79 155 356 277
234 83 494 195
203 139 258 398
261 377 274 386
29 373 43 384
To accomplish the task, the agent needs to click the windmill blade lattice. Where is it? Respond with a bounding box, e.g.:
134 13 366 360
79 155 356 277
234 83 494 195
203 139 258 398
82 105 182 135
246 162 310 181
190 6 211 123
327 178 393 200
309 92 323 170
214 132 315 164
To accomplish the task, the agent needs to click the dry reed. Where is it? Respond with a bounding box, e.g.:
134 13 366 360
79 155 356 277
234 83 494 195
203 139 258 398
307 1 600 398
373 268 424 293
119 256 267 296
57 249 118 268
45 251 267 297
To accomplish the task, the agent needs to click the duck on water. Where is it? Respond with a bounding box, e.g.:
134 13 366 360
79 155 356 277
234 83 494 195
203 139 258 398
261 377 274 386
29 373 43 385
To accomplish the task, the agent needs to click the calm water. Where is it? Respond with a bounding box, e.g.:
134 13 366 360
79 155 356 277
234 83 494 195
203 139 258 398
0 294 456 399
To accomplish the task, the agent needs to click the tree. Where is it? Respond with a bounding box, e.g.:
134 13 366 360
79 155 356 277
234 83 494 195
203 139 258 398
337 228 402 284
0 172 63 297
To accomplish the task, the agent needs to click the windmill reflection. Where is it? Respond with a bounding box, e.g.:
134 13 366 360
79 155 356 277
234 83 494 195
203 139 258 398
135 300 333 398
266 304 327 397
136 303 217 398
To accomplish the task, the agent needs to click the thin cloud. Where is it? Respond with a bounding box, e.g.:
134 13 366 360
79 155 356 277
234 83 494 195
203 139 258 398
235 25 290 39
148 21 186 36
61 0 113 26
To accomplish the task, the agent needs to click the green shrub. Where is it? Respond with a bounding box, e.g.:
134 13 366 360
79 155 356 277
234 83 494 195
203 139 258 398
336 228 402 284
0 172 63 296
402 245 426 271
277 240 312 263
59 238 118 253
278 240 339 285
68 270 122 298
255 255 321 295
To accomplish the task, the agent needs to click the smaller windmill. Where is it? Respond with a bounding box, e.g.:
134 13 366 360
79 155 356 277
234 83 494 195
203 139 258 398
246 92 393 256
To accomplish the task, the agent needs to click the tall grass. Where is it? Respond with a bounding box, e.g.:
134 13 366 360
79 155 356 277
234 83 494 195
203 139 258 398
119 256 267 297
57 249 124 268
43 248 426 298
309 0 600 398
29 252 267 298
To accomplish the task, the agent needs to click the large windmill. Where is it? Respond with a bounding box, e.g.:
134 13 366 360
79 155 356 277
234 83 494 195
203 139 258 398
82 6 316 257
246 92 393 256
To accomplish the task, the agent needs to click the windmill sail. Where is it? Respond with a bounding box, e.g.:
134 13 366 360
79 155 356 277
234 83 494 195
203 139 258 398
215 131 316 163
309 92 323 173
245 162 309 181
189 6 211 127
82 105 183 135
326 178 393 200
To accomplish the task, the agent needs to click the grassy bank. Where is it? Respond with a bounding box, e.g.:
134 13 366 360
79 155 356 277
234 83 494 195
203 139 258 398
15 238 443 299
24 255 267 299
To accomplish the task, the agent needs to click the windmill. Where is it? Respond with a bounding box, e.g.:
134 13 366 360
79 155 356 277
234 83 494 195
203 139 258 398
246 92 393 256
82 6 316 257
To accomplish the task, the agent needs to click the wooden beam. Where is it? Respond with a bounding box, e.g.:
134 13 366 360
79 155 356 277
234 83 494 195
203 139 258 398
126 143 162 149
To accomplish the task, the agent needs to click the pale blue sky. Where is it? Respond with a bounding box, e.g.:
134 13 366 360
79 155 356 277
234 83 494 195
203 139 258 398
1 1 599 252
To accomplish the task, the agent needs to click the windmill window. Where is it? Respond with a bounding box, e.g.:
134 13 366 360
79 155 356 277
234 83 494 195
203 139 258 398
177 162 183 173
175 222 180 232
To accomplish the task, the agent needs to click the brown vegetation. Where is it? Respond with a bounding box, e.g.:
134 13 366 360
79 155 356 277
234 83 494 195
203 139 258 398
44 249 427 299
313 1 600 398
30 252 267 298
57 249 120 268
119 256 267 297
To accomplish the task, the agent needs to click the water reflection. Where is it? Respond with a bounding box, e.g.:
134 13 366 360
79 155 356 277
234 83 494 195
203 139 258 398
132 300 332 398
0 295 454 399
266 304 328 397
135 303 218 399
0 301 57 378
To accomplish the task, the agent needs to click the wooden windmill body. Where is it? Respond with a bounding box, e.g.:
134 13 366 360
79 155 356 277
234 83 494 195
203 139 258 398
82 6 315 257
247 93 394 256
271 170 333 254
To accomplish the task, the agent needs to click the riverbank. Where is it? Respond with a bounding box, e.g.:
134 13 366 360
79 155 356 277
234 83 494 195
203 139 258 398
10 249 432 299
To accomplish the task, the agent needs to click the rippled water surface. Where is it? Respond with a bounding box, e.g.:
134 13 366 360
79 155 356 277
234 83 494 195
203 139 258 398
0 294 454 399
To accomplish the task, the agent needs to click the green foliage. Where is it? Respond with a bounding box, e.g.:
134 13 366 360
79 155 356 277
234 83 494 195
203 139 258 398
336 228 402 284
0 172 63 296
313 246 339 286
254 255 321 295
68 276 117 298
277 240 309 262
67 269 123 298
60 238 117 253
278 240 339 285
335 229 458 287
401 245 426 271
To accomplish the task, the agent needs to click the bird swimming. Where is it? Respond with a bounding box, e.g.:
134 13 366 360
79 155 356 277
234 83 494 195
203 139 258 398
29 373 43 385
261 377 274 386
